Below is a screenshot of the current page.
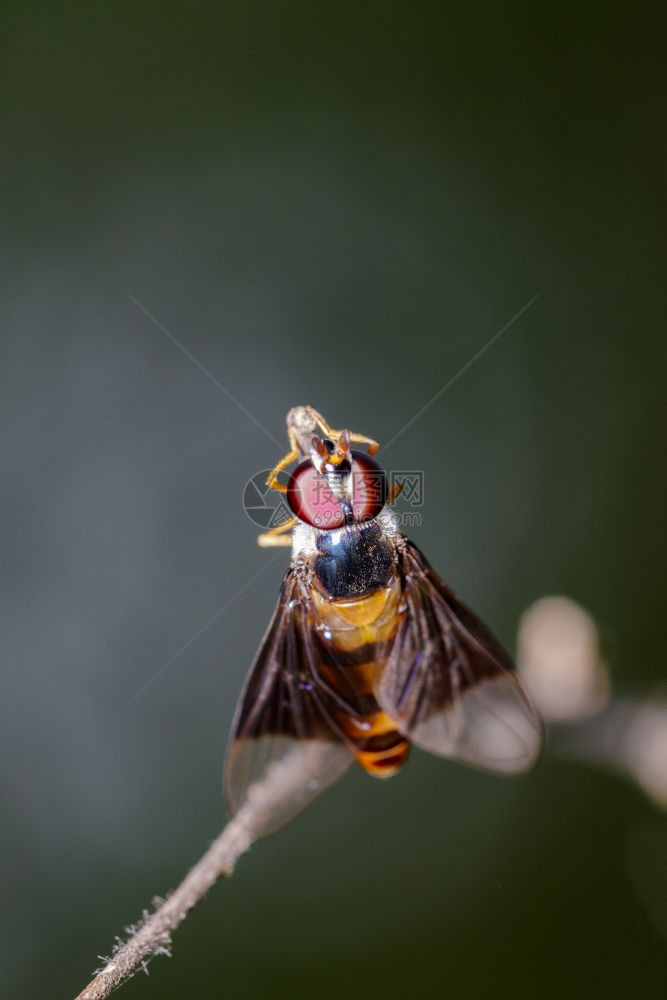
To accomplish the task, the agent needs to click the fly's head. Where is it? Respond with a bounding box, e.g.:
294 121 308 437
286 428 386 530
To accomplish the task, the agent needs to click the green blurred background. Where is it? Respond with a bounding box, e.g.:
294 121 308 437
1 3 664 998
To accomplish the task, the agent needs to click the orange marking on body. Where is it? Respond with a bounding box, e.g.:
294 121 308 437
364 711 397 736
345 662 376 692
310 575 408 779
313 578 402 630
356 741 411 778
331 588 391 627
326 620 399 651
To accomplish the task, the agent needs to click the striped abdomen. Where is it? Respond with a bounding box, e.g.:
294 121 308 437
311 577 410 777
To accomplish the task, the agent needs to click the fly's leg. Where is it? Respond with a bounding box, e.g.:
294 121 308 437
257 516 297 548
387 481 404 503
265 435 300 493
344 431 380 456
262 429 299 541
309 409 380 456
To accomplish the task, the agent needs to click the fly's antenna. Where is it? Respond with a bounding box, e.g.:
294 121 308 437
309 429 351 474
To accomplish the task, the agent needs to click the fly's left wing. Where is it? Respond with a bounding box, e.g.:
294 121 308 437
375 539 543 774
224 567 354 840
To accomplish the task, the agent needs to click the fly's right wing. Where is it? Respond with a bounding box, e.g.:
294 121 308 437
224 567 354 840
376 539 543 774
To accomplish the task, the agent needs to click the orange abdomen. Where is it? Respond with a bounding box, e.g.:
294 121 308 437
312 577 410 777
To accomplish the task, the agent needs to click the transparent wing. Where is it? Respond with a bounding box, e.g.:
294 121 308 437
376 540 543 773
224 568 353 839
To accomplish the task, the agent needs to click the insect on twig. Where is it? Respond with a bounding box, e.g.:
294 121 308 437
74 405 542 999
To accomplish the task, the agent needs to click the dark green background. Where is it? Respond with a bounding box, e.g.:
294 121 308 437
1 4 664 998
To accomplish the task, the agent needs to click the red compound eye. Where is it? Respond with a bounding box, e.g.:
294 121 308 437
286 450 386 529
349 451 387 522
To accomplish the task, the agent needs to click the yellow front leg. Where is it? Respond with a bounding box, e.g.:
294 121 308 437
265 447 299 493
346 431 380 456
257 516 297 547
387 481 404 503
312 409 380 456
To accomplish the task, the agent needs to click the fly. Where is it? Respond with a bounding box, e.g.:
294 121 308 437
225 406 543 837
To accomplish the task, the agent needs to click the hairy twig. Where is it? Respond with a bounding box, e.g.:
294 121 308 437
75 821 249 1000
74 748 311 1000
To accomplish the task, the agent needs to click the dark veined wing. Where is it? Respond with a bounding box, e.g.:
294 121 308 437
224 566 354 840
375 539 543 774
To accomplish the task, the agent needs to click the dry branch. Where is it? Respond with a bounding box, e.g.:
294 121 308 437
74 751 308 1000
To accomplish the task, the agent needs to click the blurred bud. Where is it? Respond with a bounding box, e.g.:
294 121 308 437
620 700 667 809
517 596 610 722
